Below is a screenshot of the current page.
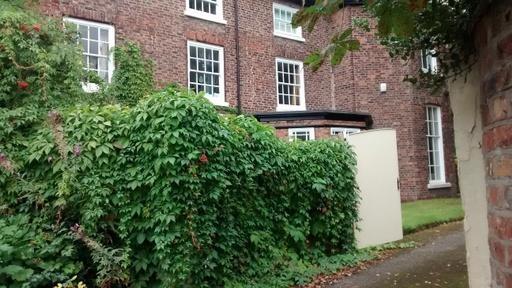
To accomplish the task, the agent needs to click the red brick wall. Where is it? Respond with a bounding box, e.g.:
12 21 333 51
476 2 512 287
39 0 457 200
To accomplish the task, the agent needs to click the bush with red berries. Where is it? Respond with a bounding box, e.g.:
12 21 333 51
1 87 359 287
0 2 358 288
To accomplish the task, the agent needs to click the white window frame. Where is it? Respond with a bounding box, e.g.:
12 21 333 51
330 127 361 139
64 17 115 93
184 0 226 24
288 127 315 141
421 49 438 74
275 58 306 111
426 106 450 188
272 3 305 42
187 41 228 107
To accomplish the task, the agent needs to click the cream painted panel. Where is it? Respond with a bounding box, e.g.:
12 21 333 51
348 129 403 248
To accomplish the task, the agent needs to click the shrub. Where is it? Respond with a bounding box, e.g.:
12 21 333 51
1 87 359 287
105 43 154 105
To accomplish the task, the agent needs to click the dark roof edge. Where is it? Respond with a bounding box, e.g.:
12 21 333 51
253 110 373 128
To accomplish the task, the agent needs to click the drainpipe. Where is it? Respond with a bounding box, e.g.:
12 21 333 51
234 0 242 114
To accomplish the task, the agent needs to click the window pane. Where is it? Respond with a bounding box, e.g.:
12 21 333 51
90 41 98 54
190 46 197 58
81 39 88 53
99 58 108 70
99 71 108 82
82 55 88 68
89 27 98 40
78 25 88 38
100 43 109 56
100 29 109 41
89 56 98 69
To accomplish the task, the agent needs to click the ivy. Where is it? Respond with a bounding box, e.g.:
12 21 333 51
1 87 360 287
105 43 154 105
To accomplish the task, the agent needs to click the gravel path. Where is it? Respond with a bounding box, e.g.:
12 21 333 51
326 222 468 288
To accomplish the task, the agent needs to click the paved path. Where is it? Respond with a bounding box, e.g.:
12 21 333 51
327 222 468 288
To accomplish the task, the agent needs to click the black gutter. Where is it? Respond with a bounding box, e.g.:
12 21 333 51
234 0 242 114
253 110 373 128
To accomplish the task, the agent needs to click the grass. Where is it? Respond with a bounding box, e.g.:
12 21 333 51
402 198 464 234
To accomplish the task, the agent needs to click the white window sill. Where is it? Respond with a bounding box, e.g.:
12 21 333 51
81 82 100 93
184 9 227 25
274 32 305 42
276 105 306 112
207 97 229 107
428 182 452 189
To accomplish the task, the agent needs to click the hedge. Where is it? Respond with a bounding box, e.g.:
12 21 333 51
0 88 359 287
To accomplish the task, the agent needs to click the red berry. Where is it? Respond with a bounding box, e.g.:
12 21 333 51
20 24 30 33
17 81 29 90
199 153 208 164
32 23 41 32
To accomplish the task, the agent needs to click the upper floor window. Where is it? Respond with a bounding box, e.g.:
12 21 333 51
276 58 305 111
273 3 304 42
64 18 115 92
421 49 438 74
185 0 226 24
331 127 361 139
289 128 315 141
187 41 227 106
426 106 446 186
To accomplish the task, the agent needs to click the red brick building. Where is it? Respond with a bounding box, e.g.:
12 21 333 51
40 0 458 201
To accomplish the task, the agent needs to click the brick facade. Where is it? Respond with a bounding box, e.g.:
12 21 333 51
39 0 458 201
475 1 512 287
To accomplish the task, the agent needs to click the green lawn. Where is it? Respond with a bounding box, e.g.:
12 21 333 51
402 198 464 234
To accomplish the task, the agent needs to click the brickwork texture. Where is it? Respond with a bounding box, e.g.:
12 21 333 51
476 1 512 287
39 0 458 201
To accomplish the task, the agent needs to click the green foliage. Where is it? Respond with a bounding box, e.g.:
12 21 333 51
1 3 360 287
0 1 84 109
0 0 86 166
1 87 360 287
369 0 481 88
295 0 482 88
295 0 362 72
105 43 154 105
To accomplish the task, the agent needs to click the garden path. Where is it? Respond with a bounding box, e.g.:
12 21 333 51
326 222 468 288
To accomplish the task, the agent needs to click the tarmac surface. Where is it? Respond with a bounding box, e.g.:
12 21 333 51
326 222 468 288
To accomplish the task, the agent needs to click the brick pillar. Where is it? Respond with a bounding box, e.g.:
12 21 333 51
477 2 512 287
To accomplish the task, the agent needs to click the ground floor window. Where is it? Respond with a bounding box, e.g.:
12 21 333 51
426 106 446 184
288 127 315 141
64 17 115 92
331 127 361 139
